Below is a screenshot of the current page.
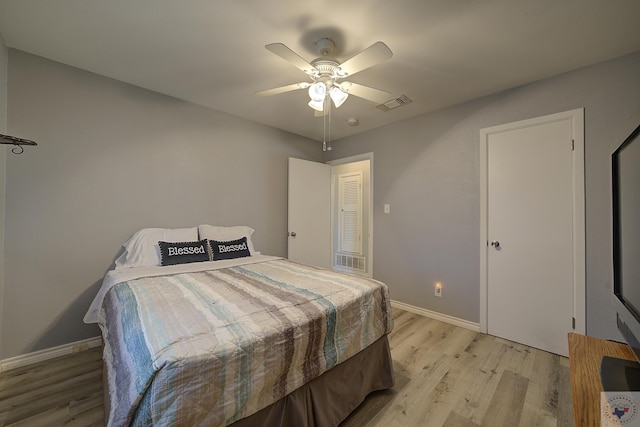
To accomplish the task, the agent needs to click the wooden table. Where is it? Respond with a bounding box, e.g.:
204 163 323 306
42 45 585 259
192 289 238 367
568 332 636 426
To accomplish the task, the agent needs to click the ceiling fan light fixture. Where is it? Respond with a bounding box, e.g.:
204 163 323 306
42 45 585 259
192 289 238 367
308 98 325 111
308 82 326 102
329 86 348 108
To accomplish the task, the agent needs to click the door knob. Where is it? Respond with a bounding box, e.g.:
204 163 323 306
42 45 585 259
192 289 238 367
490 240 500 248
288 232 297 237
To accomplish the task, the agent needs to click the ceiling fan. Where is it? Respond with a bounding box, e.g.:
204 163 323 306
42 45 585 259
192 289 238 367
256 38 393 115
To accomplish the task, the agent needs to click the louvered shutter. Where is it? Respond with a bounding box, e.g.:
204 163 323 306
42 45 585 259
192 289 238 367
338 172 362 254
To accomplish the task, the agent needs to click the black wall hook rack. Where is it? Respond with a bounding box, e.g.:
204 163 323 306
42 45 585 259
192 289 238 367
0 133 38 154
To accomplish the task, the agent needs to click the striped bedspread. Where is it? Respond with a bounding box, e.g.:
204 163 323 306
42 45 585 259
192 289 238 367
98 258 393 426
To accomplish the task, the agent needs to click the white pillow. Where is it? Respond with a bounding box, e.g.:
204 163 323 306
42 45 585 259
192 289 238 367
114 227 199 269
198 225 257 255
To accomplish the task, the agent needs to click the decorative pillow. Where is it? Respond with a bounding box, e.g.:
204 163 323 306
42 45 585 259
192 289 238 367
114 227 199 269
198 225 257 255
209 237 252 261
158 240 210 266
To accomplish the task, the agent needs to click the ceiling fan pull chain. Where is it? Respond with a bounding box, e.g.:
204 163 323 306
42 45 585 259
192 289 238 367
327 102 332 151
322 99 327 151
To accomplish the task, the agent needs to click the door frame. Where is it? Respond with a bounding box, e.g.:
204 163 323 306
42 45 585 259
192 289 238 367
328 152 374 277
479 109 585 335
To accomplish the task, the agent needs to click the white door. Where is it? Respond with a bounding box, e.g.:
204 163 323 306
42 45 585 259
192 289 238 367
480 109 585 357
287 158 331 269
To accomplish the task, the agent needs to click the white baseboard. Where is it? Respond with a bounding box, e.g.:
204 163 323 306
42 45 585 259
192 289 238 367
391 300 480 332
0 336 102 373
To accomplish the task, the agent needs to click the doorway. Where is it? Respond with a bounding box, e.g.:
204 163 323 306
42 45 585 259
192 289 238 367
288 154 373 276
329 154 373 277
479 109 585 356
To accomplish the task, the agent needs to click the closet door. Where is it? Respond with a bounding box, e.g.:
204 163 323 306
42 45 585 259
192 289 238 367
480 109 585 357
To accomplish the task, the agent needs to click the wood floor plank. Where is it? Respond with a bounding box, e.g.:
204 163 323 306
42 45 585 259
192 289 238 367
481 370 529 426
5 404 70 427
442 410 481 427
373 353 459 426
552 355 574 426
449 337 511 423
68 390 103 417
1 367 102 408
0 353 101 397
520 350 559 423
66 404 104 427
2 377 102 425
398 328 480 425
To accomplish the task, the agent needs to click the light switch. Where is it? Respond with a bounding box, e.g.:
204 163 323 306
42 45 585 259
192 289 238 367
384 204 390 214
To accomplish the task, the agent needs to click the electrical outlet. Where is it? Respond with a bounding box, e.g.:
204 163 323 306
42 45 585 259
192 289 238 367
434 282 442 297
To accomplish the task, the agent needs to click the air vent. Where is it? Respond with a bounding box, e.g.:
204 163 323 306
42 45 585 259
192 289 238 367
335 253 366 272
376 95 413 112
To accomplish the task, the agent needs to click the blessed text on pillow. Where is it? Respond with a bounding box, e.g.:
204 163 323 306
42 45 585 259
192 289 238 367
209 237 252 260
158 240 210 266
115 227 199 269
198 225 257 255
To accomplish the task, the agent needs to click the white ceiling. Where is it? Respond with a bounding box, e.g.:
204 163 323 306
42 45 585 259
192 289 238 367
1 0 639 142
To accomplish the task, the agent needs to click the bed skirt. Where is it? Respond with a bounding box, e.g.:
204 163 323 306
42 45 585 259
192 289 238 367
103 335 393 427
230 335 394 427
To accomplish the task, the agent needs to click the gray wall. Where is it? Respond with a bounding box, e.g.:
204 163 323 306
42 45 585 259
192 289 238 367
326 51 640 340
2 50 322 358
0 35 7 356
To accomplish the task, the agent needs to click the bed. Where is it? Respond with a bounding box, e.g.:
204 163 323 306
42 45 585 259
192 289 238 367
84 226 394 426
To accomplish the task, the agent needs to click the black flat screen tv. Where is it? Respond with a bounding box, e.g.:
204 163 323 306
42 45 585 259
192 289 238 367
601 119 640 391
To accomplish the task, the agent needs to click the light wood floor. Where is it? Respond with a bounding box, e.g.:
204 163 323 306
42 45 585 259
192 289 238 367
0 308 573 426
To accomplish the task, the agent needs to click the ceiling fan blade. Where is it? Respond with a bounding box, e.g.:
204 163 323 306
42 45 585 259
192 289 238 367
314 109 328 117
339 82 391 104
256 82 310 96
265 43 318 76
337 42 393 77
